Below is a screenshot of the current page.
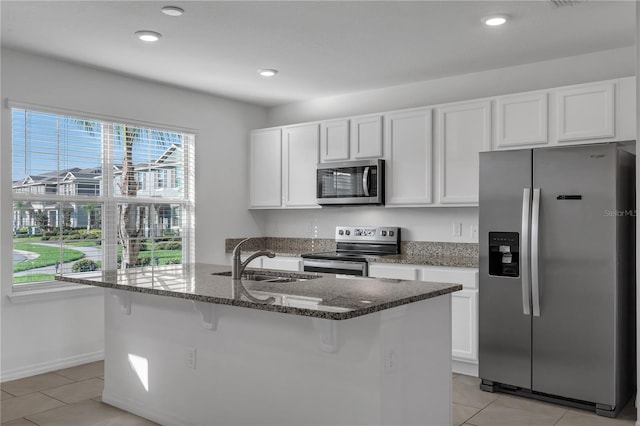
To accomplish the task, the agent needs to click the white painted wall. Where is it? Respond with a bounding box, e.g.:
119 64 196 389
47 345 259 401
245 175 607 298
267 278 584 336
0 48 268 379
261 47 635 243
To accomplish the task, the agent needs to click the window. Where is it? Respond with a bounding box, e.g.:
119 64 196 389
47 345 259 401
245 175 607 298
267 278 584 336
11 107 195 287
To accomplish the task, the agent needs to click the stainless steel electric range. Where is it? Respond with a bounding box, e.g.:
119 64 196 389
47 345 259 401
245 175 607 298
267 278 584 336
301 226 401 277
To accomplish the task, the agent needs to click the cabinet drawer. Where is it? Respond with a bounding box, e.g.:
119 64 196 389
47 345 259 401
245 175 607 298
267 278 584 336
368 264 419 280
420 267 478 289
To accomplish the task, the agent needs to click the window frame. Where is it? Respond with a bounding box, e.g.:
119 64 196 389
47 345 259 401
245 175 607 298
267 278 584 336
8 100 197 297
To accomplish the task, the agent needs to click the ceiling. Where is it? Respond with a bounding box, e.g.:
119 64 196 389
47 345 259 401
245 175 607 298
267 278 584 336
1 1 635 107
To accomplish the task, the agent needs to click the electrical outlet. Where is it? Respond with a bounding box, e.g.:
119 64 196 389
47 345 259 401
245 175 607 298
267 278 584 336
471 225 478 240
452 223 463 237
384 349 398 373
185 347 196 369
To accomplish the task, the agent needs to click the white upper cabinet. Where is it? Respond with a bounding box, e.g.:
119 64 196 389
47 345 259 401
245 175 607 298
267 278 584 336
320 115 383 163
249 128 282 208
282 123 320 208
320 119 350 162
437 100 491 205
555 81 615 143
384 108 433 206
351 115 383 159
496 92 548 149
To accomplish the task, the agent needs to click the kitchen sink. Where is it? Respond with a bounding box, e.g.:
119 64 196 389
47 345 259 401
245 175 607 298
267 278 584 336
211 270 320 283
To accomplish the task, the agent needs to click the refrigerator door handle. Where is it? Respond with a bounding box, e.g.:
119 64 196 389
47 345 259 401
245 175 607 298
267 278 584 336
531 188 541 317
521 188 532 316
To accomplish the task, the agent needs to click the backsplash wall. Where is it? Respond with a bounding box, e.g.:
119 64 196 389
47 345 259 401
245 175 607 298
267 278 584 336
253 207 479 243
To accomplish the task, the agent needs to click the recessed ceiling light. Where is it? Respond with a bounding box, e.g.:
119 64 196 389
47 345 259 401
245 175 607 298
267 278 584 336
482 14 509 27
258 69 278 77
135 30 162 42
162 6 184 17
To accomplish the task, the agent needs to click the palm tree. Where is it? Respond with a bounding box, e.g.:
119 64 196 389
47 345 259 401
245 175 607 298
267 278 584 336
78 120 176 268
81 203 99 231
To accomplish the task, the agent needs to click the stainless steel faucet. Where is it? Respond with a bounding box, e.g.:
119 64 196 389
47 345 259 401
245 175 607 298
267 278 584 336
231 237 276 280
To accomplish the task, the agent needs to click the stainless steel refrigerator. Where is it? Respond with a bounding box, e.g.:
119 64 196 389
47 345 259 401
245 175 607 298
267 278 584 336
478 143 635 417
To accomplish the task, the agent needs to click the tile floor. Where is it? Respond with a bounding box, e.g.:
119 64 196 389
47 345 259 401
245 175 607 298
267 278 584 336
1 361 156 426
452 373 638 426
1 363 637 425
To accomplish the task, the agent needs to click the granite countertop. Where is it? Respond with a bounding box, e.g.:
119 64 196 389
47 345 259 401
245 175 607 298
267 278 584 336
55 263 461 320
370 254 478 268
225 238 479 268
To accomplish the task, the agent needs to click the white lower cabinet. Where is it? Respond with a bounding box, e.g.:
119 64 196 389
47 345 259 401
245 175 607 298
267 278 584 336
369 263 479 375
226 256 302 272
261 256 302 272
451 289 478 363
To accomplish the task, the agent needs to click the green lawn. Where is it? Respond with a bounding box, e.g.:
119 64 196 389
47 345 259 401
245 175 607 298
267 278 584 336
13 243 85 272
13 273 56 284
138 249 182 265
66 241 101 247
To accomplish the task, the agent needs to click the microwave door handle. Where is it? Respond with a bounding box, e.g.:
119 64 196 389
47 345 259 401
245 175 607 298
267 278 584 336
363 166 370 197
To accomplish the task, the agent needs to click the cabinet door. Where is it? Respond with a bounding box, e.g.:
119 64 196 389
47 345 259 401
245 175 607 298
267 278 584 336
351 115 383 159
451 289 479 363
384 108 433 206
249 128 282 208
496 92 548 149
320 119 350 162
556 82 615 142
438 101 491 204
283 124 320 208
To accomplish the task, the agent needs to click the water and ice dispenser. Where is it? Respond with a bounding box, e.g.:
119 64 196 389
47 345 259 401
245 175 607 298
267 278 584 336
488 232 520 277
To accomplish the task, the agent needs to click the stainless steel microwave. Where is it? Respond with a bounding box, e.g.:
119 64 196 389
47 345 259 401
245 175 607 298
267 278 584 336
316 159 385 206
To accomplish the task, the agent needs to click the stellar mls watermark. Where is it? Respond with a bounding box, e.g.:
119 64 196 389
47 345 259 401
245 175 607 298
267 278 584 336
604 210 637 217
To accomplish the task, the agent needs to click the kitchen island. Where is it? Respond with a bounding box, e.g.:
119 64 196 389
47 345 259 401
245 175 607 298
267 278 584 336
57 263 461 426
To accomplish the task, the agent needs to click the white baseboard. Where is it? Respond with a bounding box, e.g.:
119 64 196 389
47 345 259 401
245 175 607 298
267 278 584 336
1 350 104 382
452 360 478 377
102 390 189 426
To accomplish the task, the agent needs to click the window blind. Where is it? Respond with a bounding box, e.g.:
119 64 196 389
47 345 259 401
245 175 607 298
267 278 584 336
11 108 195 287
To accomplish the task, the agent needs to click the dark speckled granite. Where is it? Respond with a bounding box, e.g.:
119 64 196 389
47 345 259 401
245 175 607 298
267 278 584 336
55 263 461 320
225 237 478 268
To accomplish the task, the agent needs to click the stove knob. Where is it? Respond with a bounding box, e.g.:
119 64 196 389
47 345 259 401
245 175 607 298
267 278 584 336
389 230 394 237
338 230 344 235
345 230 350 236
381 230 387 236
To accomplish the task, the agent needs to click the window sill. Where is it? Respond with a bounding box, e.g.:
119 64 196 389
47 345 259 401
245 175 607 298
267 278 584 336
7 283 104 304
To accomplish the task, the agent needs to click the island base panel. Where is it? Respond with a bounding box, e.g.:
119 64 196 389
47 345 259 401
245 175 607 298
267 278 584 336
101 292 452 426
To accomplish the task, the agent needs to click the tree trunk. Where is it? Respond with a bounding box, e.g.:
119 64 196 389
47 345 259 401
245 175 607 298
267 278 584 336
118 128 144 268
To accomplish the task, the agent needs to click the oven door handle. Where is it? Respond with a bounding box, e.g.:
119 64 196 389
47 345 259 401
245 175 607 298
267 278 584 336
303 259 366 271
363 166 370 197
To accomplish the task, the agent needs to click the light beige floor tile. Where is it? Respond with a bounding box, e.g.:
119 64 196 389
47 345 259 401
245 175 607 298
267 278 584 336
1 391 13 400
453 402 480 426
465 394 567 426
1 373 74 397
452 374 499 409
0 392 66 423
556 410 636 426
41 378 104 404
25 399 128 426
1 418 39 426
53 361 104 381
93 412 160 426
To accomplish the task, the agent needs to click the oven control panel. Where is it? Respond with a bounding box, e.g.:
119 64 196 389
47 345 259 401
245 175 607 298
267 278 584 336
335 226 400 243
